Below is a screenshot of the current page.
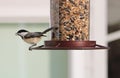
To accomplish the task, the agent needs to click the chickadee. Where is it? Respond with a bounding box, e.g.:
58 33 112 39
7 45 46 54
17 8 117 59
16 27 57 50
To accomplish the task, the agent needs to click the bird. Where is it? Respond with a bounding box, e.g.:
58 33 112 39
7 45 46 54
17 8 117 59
16 27 57 50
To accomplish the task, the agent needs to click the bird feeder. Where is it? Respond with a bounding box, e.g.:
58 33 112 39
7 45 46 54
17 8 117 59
33 0 108 50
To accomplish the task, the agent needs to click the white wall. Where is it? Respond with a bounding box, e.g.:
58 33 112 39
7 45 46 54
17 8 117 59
0 0 50 23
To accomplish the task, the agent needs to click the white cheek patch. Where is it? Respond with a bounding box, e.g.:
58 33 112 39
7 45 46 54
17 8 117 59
19 32 28 36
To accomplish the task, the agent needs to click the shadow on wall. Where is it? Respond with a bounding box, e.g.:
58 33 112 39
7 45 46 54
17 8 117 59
50 50 68 78
108 23 120 78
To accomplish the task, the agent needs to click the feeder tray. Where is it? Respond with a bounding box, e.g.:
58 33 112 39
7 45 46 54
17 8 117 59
32 41 108 50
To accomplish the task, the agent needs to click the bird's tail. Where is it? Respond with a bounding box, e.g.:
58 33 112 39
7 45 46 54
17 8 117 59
41 26 58 34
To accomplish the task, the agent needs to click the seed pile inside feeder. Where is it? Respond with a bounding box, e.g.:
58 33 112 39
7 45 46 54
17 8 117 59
51 0 90 41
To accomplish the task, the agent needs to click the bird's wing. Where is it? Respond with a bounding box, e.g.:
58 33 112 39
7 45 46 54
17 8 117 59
24 32 43 38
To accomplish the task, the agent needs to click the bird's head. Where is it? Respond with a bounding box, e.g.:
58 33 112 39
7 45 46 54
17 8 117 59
16 29 29 37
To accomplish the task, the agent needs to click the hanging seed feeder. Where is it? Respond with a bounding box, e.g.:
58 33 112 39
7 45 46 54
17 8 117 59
33 0 108 50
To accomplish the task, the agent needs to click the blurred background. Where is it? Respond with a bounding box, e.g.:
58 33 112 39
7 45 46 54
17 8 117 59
0 23 68 78
0 0 68 78
0 0 119 78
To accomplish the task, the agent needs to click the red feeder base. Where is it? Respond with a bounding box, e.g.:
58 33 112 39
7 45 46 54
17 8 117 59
32 40 108 50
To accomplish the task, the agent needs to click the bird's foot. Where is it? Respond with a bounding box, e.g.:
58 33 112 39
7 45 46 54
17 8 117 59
29 47 32 51
29 44 37 51
39 45 44 48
